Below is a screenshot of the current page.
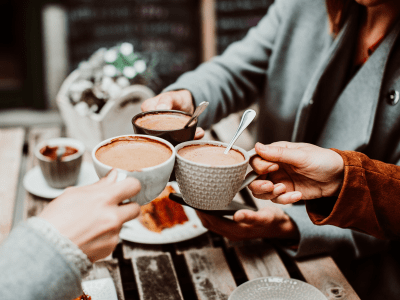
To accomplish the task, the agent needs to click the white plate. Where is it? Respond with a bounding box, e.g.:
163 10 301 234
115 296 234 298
120 182 207 244
23 162 99 199
82 277 118 300
229 277 327 300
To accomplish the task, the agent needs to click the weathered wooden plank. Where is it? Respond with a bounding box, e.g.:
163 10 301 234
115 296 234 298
0 128 25 243
183 248 236 300
234 241 290 280
23 126 62 219
122 241 163 259
132 253 184 300
295 255 360 300
174 232 214 255
83 259 125 300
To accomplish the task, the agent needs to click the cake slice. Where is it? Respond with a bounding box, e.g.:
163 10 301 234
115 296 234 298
139 185 189 233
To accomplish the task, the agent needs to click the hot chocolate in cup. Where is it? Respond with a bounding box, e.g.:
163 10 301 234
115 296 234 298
175 140 259 210
132 110 198 146
92 135 176 206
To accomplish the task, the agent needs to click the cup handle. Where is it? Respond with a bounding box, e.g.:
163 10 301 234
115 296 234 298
239 148 260 191
116 171 128 182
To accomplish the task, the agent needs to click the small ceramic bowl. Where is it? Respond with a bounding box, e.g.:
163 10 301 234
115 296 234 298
35 138 85 189
131 110 198 146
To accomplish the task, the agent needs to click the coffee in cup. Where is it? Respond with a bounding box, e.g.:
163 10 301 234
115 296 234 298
178 144 245 166
35 138 85 189
134 112 192 130
132 110 198 146
175 141 259 210
95 136 172 171
92 135 176 206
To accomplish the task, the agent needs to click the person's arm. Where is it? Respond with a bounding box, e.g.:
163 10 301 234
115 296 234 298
0 169 141 300
306 149 400 240
143 0 292 128
248 142 400 239
0 218 90 300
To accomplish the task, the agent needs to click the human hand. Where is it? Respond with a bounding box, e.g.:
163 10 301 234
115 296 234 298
39 169 141 262
141 90 205 139
248 142 344 204
196 206 299 241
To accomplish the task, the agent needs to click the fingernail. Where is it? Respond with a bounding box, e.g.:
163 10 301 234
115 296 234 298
290 192 302 201
267 164 279 172
157 104 169 110
274 183 286 194
234 212 244 222
106 169 118 181
256 142 268 151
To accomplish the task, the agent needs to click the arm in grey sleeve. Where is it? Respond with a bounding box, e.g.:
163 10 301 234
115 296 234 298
164 0 289 128
282 205 390 264
0 217 92 300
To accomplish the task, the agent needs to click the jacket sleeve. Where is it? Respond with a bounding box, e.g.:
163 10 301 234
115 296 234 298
306 149 400 240
0 218 92 300
164 0 290 128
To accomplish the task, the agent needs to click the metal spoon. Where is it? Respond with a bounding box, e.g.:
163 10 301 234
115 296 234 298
56 146 66 161
184 101 209 128
224 109 257 154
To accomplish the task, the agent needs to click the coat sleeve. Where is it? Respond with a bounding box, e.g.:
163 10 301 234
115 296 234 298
164 0 291 128
0 218 92 300
306 149 400 240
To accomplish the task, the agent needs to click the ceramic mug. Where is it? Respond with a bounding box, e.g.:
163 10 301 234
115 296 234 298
92 134 176 206
131 110 198 146
35 138 85 189
174 140 259 210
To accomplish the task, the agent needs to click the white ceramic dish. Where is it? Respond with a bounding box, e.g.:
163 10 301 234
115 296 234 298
228 277 327 300
23 162 99 199
81 277 118 300
119 182 207 244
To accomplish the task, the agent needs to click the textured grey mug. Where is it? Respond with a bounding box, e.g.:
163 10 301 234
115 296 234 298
35 138 85 189
175 140 259 210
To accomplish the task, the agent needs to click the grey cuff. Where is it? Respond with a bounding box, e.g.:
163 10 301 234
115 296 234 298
282 205 354 259
26 217 93 277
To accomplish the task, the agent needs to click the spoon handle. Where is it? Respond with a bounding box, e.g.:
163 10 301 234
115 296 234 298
184 101 209 128
224 109 257 154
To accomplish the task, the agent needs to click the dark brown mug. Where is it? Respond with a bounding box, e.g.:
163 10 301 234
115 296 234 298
131 110 197 147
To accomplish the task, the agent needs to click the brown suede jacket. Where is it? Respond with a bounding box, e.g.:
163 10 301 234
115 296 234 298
306 149 400 240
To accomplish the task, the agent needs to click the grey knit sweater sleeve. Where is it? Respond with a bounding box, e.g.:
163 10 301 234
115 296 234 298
0 217 92 300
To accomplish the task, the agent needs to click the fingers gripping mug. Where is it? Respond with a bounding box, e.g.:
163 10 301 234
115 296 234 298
174 140 259 210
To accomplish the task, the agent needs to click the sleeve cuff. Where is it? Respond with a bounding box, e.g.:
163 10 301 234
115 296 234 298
282 204 356 258
26 217 93 277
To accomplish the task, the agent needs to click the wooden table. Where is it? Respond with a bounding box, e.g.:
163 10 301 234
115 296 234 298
0 116 360 300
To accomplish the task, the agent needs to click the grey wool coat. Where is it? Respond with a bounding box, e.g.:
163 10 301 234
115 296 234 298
166 0 400 299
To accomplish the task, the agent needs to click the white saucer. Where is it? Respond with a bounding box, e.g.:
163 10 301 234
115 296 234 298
23 161 99 199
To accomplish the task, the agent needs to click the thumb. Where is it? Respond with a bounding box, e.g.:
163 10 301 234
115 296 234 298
255 143 303 166
155 94 174 110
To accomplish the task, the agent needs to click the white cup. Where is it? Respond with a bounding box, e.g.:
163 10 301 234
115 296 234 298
92 134 176 206
175 140 259 210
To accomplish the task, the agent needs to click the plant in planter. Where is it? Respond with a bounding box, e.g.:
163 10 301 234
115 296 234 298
57 43 160 150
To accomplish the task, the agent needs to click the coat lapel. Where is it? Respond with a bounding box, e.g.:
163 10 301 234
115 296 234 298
317 18 400 150
291 4 360 143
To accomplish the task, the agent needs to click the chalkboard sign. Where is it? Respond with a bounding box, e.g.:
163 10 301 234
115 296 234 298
66 0 201 93
216 0 274 54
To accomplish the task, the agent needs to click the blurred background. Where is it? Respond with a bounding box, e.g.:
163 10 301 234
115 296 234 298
0 0 273 127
